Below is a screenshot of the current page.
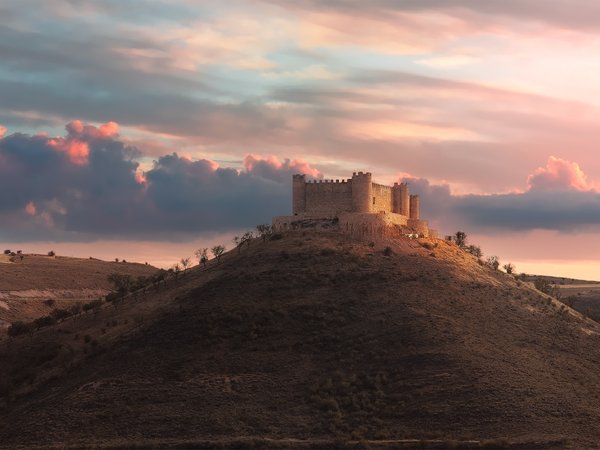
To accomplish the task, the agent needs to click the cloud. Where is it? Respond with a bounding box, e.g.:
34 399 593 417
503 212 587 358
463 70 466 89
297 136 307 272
66 120 119 139
47 137 90 166
243 154 322 182
0 121 307 241
404 156 600 233
24 201 36 216
3 122 600 241
527 156 595 192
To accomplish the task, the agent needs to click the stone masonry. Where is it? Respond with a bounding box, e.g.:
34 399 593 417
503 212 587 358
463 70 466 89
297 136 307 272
273 172 433 238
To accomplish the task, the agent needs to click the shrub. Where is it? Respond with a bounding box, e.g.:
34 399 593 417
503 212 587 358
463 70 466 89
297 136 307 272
50 308 71 322
69 303 82 316
270 233 283 241
33 315 57 329
502 263 515 275
47 250 55 257
3 249 10 255
486 256 500 271
383 246 394 256
82 299 103 313
534 278 561 298
466 245 482 258
455 231 467 247
7 321 32 337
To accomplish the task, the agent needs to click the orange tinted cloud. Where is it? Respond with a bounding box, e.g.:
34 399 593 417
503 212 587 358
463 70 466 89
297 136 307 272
66 120 119 139
24 201 36 216
527 156 595 192
244 154 321 178
0 126 6 138
48 137 90 166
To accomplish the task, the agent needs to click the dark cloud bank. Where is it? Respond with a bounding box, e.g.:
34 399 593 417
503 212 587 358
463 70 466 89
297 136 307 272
0 123 313 241
1 122 599 242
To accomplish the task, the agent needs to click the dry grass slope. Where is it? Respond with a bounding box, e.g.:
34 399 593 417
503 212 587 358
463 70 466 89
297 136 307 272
0 255 158 325
0 232 599 449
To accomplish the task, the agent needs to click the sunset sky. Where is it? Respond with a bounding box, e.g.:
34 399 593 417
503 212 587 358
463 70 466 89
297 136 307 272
3 1 600 278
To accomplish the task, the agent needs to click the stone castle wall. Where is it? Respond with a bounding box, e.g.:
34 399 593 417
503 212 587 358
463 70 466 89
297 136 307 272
293 172 417 218
276 172 432 239
372 182 393 213
303 180 352 217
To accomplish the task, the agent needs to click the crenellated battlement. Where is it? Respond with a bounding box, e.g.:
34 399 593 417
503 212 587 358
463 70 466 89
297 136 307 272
278 171 431 238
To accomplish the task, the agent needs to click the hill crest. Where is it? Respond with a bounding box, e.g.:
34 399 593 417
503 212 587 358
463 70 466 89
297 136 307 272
1 232 599 449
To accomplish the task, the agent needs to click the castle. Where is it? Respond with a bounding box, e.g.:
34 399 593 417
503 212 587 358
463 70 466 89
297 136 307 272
273 172 432 238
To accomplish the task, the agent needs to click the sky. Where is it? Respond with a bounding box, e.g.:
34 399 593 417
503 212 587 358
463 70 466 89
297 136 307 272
2 0 600 278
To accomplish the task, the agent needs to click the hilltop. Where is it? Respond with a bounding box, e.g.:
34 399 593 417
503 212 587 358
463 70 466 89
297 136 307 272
0 254 158 327
1 232 600 448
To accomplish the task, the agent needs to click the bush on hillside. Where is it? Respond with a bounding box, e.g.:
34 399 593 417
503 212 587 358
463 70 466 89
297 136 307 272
7 321 32 337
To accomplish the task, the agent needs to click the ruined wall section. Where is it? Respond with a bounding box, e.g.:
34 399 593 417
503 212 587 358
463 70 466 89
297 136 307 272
372 182 393 213
303 180 353 217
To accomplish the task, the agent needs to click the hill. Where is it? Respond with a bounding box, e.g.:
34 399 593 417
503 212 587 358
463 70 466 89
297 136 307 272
0 254 158 327
1 232 600 448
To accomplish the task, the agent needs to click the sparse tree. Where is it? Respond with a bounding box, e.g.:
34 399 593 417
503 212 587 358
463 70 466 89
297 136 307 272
171 263 182 279
256 224 273 241
3 249 10 255
241 231 254 248
486 255 500 271
47 250 55 257
503 263 515 275
180 256 192 273
534 278 561 299
466 245 482 258
107 273 133 296
211 245 225 263
233 236 242 254
195 248 209 268
455 231 467 248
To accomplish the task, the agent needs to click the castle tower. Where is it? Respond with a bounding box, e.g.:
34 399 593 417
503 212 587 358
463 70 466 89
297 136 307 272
351 172 373 213
392 183 401 214
409 195 420 219
400 183 410 216
292 174 306 214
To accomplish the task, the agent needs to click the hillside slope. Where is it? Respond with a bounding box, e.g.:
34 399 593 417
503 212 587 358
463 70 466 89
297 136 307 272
1 232 600 449
0 255 158 326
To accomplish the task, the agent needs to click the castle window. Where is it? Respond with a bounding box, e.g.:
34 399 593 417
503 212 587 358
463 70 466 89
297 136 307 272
373 197 376 205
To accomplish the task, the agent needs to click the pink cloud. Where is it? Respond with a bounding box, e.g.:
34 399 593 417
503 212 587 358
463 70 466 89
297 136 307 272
0 125 6 138
135 171 148 186
66 120 119 139
243 154 321 178
24 201 36 216
527 156 595 192
48 137 90 166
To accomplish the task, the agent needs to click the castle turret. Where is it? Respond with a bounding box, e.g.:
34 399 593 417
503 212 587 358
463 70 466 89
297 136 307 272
400 183 410 216
351 172 373 213
292 174 306 214
392 183 401 214
409 194 420 220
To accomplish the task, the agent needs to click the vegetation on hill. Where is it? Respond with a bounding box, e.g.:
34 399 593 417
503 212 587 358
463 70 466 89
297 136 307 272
0 231 598 448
